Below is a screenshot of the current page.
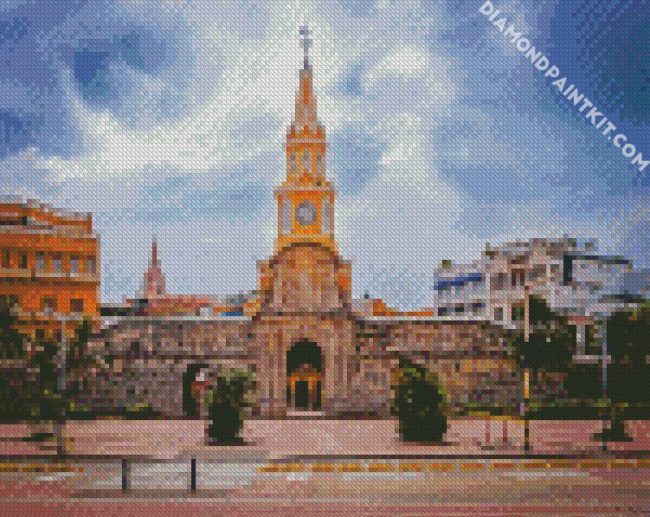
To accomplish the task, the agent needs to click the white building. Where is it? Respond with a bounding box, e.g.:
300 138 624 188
433 238 639 331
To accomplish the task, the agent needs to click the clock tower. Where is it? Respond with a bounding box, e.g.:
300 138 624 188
275 26 336 253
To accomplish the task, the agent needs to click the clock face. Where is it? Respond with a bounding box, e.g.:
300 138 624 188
296 201 317 226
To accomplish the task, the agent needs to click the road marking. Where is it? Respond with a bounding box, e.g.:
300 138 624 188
255 459 650 474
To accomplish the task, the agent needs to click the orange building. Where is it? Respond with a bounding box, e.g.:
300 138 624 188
0 197 99 340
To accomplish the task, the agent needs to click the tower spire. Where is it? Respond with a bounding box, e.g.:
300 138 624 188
299 25 312 70
274 26 335 253
293 26 320 133
142 236 166 298
150 236 160 267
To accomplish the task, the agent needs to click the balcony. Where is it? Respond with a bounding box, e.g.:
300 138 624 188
0 268 31 279
0 225 96 239
15 309 93 322
0 268 99 283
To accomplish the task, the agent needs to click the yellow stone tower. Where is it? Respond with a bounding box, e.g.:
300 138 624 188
275 26 336 253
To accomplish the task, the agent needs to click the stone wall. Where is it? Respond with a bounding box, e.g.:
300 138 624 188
77 314 520 418
79 318 253 416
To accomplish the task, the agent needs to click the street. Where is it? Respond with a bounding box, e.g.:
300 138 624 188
1 457 649 515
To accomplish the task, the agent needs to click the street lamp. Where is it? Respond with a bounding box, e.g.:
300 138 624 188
600 315 611 448
55 314 69 456
522 285 531 454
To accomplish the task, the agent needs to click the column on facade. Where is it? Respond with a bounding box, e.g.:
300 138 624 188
325 345 336 412
340 332 348 407
576 322 587 356
276 330 285 415
260 331 273 414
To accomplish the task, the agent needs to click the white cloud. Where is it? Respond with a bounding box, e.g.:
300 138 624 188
5 0 637 306
363 43 455 104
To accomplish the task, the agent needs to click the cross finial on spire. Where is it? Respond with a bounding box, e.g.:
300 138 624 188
299 25 312 69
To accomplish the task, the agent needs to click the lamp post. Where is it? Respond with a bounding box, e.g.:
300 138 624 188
600 316 611 448
55 314 69 456
522 285 531 454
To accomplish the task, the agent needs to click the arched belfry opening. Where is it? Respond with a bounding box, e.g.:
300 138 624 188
286 340 322 411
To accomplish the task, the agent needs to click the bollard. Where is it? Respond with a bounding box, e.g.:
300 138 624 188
121 458 129 492
190 457 197 492
524 418 530 454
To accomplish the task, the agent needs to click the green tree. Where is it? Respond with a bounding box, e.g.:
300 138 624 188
0 297 28 420
67 319 93 397
205 369 254 444
0 297 25 359
603 302 650 439
392 361 448 442
29 337 63 422
518 296 574 374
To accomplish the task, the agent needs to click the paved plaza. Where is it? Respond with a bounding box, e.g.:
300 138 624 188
1 418 650 459
1 419 649 514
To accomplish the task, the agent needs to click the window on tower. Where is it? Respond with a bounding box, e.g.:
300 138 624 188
322 198 331 234
281 198 292 235
316 153 323 175
302 150 310 170
289 152 297 173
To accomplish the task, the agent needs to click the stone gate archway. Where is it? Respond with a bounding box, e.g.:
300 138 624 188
182 363 209 418
286 340 322 411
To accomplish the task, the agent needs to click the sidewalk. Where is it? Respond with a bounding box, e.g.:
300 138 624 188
0 419 648 461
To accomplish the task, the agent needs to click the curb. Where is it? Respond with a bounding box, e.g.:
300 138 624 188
0 463 83 473
257 458 650 473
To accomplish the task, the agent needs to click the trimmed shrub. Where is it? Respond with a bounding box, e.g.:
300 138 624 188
392 363 448 443
206 369 254 444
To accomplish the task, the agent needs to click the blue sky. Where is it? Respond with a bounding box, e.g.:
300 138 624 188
0 0 648 307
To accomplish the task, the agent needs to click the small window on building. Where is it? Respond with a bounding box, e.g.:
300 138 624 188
42 297 57 313
70 256 80 274
130 341 141 358
35 329 46 342
0 295 18 310
511 303 525 322
302 150 310 170
289 152 297 172
494 307 504 321
1 249 10 268
316 153 323 175
85 258 96 274
70 299 84 313
36 253 45 271
52 254 62 273
19 253 28 269
511 269 525 288
491 273 506 291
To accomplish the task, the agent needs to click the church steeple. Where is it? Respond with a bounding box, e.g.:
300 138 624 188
275 26 336 253
141 236 166 298
150 238 160 268
300 25 312 70
293 26 319 132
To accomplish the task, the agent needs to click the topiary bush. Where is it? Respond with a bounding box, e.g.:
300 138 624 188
205 369 254 444
392 362 448 443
